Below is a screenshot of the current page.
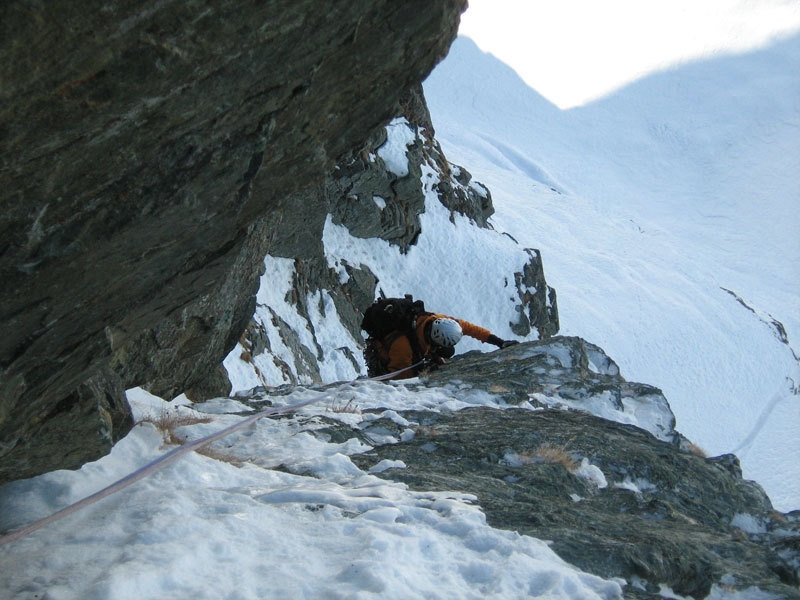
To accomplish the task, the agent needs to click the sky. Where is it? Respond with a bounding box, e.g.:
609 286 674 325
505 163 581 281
458 0 800 108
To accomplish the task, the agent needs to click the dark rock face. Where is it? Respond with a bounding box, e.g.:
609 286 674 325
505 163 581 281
339 339 800 598
0 0 467 483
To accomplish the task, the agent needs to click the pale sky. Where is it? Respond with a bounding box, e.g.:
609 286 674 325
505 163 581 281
459 0 800 108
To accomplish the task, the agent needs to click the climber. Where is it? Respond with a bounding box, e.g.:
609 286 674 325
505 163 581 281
361 295 518 379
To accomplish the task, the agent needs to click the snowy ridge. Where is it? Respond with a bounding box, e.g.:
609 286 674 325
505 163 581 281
223 255 367 389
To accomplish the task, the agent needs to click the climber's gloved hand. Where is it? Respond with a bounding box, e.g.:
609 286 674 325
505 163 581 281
487 335 519 349
421 356 446 373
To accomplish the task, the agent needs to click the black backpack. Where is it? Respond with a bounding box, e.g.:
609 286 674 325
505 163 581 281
361 295 427 377
361 295 427 340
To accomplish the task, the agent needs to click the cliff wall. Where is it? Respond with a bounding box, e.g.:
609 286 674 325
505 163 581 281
0 0 467 483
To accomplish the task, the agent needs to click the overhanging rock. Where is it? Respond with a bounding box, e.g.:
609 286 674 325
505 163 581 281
0 0 467 483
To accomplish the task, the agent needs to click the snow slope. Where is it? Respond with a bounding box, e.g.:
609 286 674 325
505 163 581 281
422 34 800 511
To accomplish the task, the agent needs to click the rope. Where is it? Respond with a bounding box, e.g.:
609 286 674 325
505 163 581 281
728 378 795 456
0 360 427 547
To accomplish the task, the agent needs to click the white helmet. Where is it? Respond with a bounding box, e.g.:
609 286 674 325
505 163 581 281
430 318 462 347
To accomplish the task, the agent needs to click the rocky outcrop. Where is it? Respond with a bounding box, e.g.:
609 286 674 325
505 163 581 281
355 406 798 598
0 0 467 483
282 338 798 598
327 83 496 250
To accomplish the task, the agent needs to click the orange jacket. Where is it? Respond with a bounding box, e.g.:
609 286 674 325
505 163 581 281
377 312 493 379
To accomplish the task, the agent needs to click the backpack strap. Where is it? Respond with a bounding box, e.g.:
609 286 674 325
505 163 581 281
406 312 435 366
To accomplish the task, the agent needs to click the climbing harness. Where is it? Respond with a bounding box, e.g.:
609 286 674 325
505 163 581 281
0 360 426 547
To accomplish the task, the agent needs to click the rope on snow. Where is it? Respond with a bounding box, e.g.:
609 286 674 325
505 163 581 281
0 360 426 547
